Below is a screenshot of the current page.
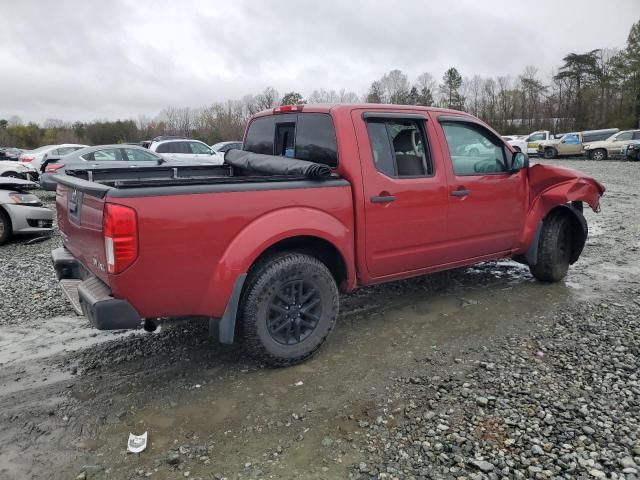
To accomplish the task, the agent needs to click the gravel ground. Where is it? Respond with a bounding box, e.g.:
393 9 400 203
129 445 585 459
0 160 638 480
349 298 640 480
0 191 72 326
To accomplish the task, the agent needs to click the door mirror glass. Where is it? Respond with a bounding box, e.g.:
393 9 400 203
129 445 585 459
511 151 529 171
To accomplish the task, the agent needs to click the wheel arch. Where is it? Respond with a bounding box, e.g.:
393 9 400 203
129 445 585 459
209 207 355 344
248 235 349 292
0 205 13 242
522 204 587 266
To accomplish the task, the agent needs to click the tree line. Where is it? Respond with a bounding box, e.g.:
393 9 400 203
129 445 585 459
2 21 639 149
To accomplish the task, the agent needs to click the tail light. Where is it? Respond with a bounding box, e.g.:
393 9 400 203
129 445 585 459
21 156 34 162
103 203 138 274
45 163 64 173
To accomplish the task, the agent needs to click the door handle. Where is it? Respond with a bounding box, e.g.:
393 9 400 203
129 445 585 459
370 195 396 203
450 189 471 197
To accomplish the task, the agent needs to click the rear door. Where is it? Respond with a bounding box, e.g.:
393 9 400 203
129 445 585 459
123 147 162 165
83 147 127 168
352 111 450 278
188 141 221 164
435 115 526 260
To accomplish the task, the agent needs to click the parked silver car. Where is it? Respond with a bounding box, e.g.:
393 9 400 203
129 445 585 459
0 177 53 245
39 144 218 191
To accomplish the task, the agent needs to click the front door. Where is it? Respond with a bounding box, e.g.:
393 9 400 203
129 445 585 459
353 111 450 278
558 133 582 155
435 117 527 260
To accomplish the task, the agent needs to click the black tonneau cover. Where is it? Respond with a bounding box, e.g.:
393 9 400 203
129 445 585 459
225 150 332 178
56 159 340 198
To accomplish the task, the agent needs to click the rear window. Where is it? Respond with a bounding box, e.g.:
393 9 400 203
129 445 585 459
244 113 338 167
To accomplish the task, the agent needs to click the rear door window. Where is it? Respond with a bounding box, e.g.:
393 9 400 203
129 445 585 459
156 143 172 154
365 118 431 177
189 141 211 154
92 148 124 161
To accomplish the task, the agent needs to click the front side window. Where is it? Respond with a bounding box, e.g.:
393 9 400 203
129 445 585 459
441 122 507 176
616 132 633 141
365 118 431 177
190 141 211 154
527 132 545 142
124 148 160 161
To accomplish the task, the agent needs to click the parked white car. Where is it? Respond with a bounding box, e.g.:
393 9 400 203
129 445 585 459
19 144 88 171
148 137 223 164
502 135 528 153
0 160 39 181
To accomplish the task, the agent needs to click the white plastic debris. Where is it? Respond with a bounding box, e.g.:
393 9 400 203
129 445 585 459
294 381 304 386
127 431 148 453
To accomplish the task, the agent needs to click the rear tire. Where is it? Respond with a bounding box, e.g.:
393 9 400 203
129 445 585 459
543 148 556 159
0 209 12 245
529 211 573 283
238 252 339 367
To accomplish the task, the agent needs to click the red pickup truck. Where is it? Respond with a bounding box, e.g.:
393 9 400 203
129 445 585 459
52 104 604 366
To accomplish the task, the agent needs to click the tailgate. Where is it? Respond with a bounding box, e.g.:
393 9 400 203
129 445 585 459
56 176 111 284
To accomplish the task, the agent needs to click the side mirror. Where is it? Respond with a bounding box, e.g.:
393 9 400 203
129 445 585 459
511 151 529 172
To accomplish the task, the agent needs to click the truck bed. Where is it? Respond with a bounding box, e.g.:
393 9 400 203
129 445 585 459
54 165 353 320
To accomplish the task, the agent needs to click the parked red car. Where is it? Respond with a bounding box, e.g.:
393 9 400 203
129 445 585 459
53 104 604 366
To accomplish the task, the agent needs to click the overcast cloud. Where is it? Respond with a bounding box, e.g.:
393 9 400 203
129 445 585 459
1 0 638 123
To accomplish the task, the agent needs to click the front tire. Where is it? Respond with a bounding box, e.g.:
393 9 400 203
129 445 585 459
589 149 607 161
238 252 339 367
529 211 573 283
543 148 556 159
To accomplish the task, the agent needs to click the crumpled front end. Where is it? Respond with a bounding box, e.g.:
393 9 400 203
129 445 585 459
528 163 605 212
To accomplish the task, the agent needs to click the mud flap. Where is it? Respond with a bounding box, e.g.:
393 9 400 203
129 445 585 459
214 273 247 344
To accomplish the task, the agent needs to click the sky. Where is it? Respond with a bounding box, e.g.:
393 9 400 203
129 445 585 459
1 0 638 123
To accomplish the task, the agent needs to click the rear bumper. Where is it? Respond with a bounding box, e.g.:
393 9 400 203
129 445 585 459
39 173 58 191
52 247 142 330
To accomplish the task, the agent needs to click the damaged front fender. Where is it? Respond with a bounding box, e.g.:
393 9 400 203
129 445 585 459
516 164 605 258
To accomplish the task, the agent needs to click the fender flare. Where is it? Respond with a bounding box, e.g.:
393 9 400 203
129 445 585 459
524 204 588 266
210 207 354 343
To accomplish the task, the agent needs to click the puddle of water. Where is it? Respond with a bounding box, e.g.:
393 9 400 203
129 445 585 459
0 316 136 395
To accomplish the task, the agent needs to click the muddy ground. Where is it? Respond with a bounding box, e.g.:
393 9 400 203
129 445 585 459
0 159 638 480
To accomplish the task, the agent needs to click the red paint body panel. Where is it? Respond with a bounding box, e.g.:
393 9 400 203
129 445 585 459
57 104 604 321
